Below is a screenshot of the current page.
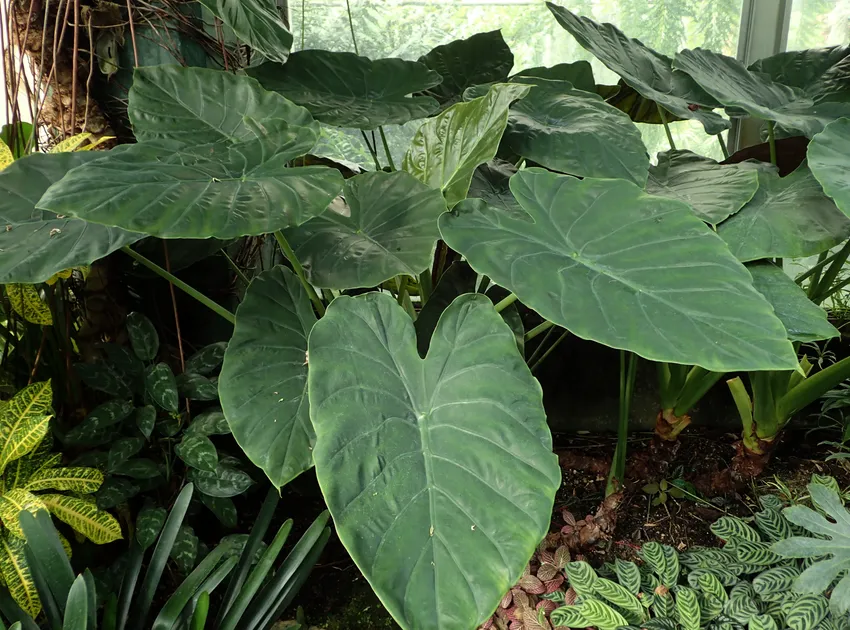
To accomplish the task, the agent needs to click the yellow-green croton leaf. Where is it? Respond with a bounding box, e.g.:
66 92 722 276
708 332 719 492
40 494 122 544
0 141 13 171
0 488 47 537
0 381 53 476
25 467 103 493
4 284 53 326
2 381 53 425
0 530 39 616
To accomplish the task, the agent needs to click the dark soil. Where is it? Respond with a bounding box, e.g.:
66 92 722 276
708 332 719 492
294 427 850 628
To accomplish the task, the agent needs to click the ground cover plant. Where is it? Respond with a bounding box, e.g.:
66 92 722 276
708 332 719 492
2 0 850 628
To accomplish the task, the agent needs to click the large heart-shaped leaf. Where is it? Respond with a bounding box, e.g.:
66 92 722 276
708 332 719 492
0 153 143 283
717 164 850 262
197 0 292 63
219 266 316 489
37 131 344 239
308 292 560 630
503 78 649 185
440 168 797 372
467 160 525 218
248 50 441 129
417 31 513 106
128 65 314 144
646 150 760 225
403 83 530 207
749 46 850 104
673 48 850 138
285 171 447 289
546 3 728 135
807 118 850 217
512 61 596 93
747 262 838 343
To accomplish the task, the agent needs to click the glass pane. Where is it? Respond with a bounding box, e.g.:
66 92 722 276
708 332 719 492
787 0 850 51
291 0 744 160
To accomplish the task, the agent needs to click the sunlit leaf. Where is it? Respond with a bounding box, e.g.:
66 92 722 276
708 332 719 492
807 117 850 218
5 284 52 326
196 0 293 63
41 494 123 544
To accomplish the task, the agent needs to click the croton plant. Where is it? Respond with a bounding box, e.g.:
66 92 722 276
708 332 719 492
1 0 850 627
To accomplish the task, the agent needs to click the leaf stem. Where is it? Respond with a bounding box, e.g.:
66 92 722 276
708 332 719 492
273 231 326 317
121 246 235 324
359 130 381 171
378 126 395 171
607 351 638 496
530 330 569 373
396 276 409 307
717 132 729 159
345 0 359 54
418 270 432 305
767 120 777 166
657 104 676 150
221 249 250 286
526 326 556 366
493 293 518 313
524 320 554 342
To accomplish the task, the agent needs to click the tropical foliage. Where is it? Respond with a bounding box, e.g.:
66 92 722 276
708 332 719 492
1 1 850 629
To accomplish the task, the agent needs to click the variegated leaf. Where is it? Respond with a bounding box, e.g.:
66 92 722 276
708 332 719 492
40 493 122 543
185 342 227 376
145 363 179 413
592 577 645 623
639 542 667 578
688 567 740 588
697 572 728 603
0 140 13 171
734 540 781 566
565 561 597 597
785 595 829 630
699 592 724 623
681 548 733 569
675 586 701 630
135 405 157 439
753 565 801 596
749 613 779 630
175 435 218 472
25 467 103 493
170 525 198 574
711 516 761 543
652 591 676 618
724 594 760 625
615 558 641 595
176 372 218 401
126 312 159 362
0 489 47 537
661 544 680 586
2 380 52 426
136 503 166 549
107 437 145 471
754 508 793 541
550 604 587 628
188 464 252 498
0 530 39 616
0 382 53 476
199 494 237 529
579 598 627 630
185 409 230 437
4 284 52 325
63 399 134 446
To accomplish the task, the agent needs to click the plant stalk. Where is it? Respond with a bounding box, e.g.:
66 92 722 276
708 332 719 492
767 121 777 166
493 293 518 313
221 250 250 286
273 231 326 316
717 132 729 159
378 126 395 170
418 270 432 305
809 238 850 304
359 130 381 171
530 330 569 373
121 246 235 324
607 351 637 496
345 0 359 54
657 104 676 150
524 320 554 342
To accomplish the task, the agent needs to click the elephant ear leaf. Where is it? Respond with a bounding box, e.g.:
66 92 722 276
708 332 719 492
808 118 850 218
439 168 797 372
403 82 530 207
219 266 316 489
0 530 40 616
24 467 104 494
0 381 53 476
308 292 560 630
5 284 53 326
0 152 143 284
196 0 293 64
40 494 122 544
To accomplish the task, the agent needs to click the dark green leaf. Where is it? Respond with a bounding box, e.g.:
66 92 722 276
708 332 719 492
196 0 293 64
646 150 760 225
126 312 158 362
112 458 161 480
108 437 145 471
129 66 313 144
135 405 157 439
717 165 850 262
136 504 167 550
467 160 525 218
176 435 219 472
64 400 134 446
0 153 142 284
417 31 513 106
96 477 140 509
440 168 798 372
248 51 441 129
512 60 596 93
145 363 179 413
503 78 649 185
747 262 839 343
308 292 560 629
189 465 253 498
185 342 228 376
185 409 230 437
286 170 447 289
74 362 134 399
169 525 198 574
546 4 729 134
750 45 850 104
37 134 344 239
219 266 316 489
199 494 237 529
808 117 850 218
176 372 218 401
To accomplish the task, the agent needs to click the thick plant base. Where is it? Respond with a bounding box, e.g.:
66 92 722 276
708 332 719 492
655 408 692 441
731 438 775 479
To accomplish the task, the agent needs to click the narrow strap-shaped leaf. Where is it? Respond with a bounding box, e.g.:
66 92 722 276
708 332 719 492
115 543 144 630
219 519 293 630
23 545 61 630
127 483 193 630
18 511 74 615
0 587 39 630
151 542 235 630
215 486 279 626
255 528 331 630
190 592 209 630
82 570 96 630
240 511 330 630
102 595 118 630
63 575 88 630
